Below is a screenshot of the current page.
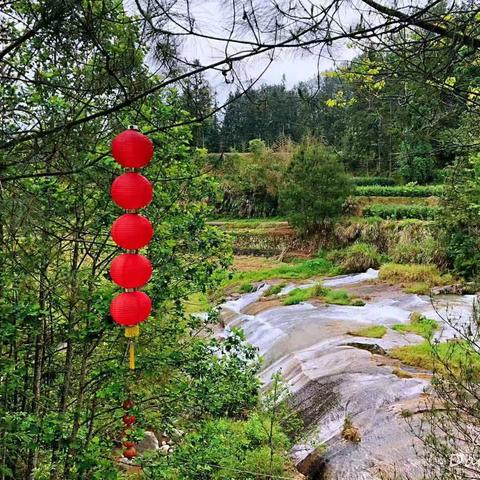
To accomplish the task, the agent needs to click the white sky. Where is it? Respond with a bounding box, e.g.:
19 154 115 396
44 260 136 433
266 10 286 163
144 0 363 101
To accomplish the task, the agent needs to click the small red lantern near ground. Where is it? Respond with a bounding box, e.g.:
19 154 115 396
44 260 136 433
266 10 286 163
111 173 153 210
110 291 152 327
123 446 137 459
110 254 153 289
111 214 153 250
123 414 136 426
112 130 153 168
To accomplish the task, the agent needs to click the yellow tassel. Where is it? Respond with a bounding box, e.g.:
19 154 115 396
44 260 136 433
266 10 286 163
125 326 139 370
129 341 135 370
125 325 140 338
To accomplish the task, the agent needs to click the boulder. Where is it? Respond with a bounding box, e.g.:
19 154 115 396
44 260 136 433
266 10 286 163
136 431 159 454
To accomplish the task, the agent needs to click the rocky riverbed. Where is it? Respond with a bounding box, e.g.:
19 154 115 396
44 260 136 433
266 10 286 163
219 270 476 480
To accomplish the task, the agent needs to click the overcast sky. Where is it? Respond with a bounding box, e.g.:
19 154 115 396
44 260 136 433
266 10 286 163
144 0 363 101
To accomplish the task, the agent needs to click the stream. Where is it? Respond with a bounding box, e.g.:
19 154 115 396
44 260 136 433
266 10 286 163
219 270 476 480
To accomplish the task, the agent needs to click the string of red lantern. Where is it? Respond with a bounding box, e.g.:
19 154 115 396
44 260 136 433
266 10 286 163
109 127 154 460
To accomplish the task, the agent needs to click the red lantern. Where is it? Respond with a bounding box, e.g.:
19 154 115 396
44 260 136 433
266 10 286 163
110 292 152 327
110 254 152 289
112 130 154 168
123 447 137 459
111 173 153 210
123 414 136 426
111 214 153 250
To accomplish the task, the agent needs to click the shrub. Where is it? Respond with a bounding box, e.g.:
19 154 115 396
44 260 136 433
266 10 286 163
363 204 438 220
279 138 351 232
351 176 395 186
390 237 441 265
328 242 383 273
438 154 480 279
355 185 443 197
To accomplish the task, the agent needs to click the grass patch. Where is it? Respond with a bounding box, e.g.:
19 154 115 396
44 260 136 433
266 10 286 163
392 312 438 339
392 367 413 379
347 325 387 339
264 283 287 297
229 257 340 288
390 340 480 372
282 283 363 306
238 282 255 293
379 263 453 293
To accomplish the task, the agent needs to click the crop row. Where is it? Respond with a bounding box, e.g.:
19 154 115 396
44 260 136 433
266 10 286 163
363 204 438 220
351 176 396 186
355 185 443 197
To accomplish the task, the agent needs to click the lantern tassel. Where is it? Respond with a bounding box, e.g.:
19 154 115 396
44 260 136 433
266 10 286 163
125 326 139 370
129 340 135 370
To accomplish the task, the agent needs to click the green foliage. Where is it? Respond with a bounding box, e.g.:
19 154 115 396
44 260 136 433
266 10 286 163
390 341 480 373
328 242 383 273
282 284 361 306
239 282 256 293
143 373 299 480
393 313 438 340
351 176 395 186
439 155 480 279
363 204 438 220
347 325 387 338
398 142 436 184
279 139 352 232
230 256 339 286
264 283 287 297
213 140 291 217
355 185 443 197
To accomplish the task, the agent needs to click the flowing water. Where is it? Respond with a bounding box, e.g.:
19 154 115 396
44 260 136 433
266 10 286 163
219 270 476 480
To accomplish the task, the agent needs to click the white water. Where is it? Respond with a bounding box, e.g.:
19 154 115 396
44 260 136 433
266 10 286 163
219 271 476 479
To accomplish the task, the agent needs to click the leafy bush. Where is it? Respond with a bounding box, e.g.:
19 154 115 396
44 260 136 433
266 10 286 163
328 242 383 272
279 138 352 232
351 176 395 186
143 414 293 480
438 154 480 279
355 185 443 197
363 204 438 220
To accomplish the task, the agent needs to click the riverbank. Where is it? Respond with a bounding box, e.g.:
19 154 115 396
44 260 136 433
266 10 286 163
218 266 476 479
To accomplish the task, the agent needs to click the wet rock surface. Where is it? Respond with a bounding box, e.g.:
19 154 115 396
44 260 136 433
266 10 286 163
219 270 475 480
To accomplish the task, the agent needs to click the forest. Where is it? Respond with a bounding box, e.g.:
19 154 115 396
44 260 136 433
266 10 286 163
1 1 480 480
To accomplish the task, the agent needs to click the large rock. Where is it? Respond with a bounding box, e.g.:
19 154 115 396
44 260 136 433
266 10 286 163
136 431 159 454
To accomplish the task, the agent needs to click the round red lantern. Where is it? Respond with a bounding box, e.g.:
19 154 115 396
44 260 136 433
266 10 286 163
123 447 137 459
123 414 136 426
111 173 153 210
112 130 154 168
111 214 153 250
110 254 152 289
110 292 152 327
